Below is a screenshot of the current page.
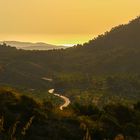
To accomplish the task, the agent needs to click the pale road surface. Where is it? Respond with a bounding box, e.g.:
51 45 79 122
48 89 71 110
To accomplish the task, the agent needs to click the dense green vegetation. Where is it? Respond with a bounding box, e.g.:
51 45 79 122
0 88 140 140
54 74 140 106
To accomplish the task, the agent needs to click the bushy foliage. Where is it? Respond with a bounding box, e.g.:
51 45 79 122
0 88 140 140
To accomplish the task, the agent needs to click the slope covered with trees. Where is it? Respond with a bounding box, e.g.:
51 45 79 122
0 88 140 140
0 17 140 83
0 17 140 97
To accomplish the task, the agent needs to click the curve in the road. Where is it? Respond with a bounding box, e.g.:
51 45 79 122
48 89 71 110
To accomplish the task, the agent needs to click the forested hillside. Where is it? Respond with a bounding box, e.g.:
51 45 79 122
0 88 140 140
0 17 140 90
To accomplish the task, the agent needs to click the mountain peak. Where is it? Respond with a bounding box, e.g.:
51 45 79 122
80 16 140 49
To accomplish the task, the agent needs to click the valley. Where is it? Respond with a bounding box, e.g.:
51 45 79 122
0 16 140 140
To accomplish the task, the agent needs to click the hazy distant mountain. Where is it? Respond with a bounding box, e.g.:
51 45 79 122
0 41 68 50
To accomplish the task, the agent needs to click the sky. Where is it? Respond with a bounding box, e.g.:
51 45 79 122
0 0 139 46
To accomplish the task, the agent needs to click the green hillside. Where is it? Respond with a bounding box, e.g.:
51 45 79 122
0 88 140 140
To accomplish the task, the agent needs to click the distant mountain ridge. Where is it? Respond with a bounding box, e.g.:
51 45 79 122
0 41 67 50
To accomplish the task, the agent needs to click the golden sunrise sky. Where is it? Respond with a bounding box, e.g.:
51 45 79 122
0 0 139 46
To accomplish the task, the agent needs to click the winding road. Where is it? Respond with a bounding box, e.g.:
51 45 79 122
42 77 71 110
48 89 71 110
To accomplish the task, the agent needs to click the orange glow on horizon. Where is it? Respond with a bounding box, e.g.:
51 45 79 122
0 0 139 45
